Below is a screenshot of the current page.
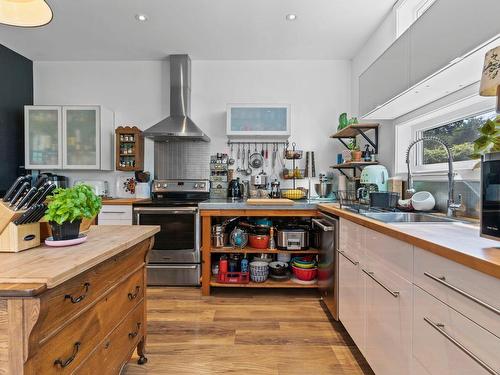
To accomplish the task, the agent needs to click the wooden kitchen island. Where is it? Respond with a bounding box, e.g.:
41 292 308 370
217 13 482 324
0 225 160 375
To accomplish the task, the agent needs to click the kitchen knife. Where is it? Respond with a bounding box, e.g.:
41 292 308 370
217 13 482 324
30 204 47 223
33 175 48 189
9 182 30 207
3 175 31 202
22 204 44 225
13 204 39 225
33 183 56 205
14 187 37 211
24 182 51 209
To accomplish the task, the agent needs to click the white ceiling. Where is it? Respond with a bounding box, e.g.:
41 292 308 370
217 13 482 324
0 0 396 61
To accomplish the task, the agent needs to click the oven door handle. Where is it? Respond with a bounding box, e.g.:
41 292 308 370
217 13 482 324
133 207 198 214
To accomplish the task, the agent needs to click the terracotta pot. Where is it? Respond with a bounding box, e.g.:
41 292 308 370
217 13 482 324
352 150 362 162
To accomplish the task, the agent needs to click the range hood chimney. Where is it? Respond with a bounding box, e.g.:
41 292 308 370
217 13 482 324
144 54 210 142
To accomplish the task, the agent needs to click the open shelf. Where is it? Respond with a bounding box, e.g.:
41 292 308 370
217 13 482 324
210 246 319 254
210 277 318 288
330 123 379 139
331 161 379 169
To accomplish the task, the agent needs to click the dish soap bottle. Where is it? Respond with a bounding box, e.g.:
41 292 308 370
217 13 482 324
240 254 249 273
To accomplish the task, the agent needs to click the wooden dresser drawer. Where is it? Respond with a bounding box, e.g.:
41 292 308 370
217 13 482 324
32 239 149 345
25 268 145 374
414 247 500 337
413 286 500 375
74 301 145 375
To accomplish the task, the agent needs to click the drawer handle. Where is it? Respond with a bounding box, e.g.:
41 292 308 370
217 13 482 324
54 342 80 368
362 269 400 298
424 272 500 316
338 250 359 266
64 283 90 304
102 211 127 214
424 317 499 375
128 286 141 300
128 322 141 339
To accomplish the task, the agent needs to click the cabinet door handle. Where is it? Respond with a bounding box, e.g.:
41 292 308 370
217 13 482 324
54 342 80 368
424 272 500 316
311 219 334 231
101 211 127 214
424 317 499 375
362 269 400 297
128 322 141 339
338 250 359 266
64 283 90 304
128 286 141 300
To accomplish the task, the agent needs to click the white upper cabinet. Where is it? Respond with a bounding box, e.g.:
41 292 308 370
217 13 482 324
359 0 500 119
25 106 63 169
25 105 114 171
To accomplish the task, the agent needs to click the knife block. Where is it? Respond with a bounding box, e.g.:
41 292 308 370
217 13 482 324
0 201 25 233
0 222 40 252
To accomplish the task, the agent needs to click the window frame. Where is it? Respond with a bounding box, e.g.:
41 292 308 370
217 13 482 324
394 92 496 180
395 0 436 37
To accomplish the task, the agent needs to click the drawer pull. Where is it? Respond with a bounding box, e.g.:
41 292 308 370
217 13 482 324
101 211 127 214
424 317 499 375
362 269 400 298
128 322 141 339
128 286 141 300
424 272 500 316
64 283 90 304
338 250 359 266
54 342 80 368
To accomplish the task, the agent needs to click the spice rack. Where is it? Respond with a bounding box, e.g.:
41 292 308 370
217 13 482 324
115 126 144 171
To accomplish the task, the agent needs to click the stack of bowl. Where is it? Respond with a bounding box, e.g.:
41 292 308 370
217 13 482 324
249 261 269 283
291 256 317 281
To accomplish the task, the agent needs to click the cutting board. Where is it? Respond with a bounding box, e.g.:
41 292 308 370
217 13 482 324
246 199 294 206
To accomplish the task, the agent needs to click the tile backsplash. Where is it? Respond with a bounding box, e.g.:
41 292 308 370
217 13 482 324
154 141 210 180
413 180 480 218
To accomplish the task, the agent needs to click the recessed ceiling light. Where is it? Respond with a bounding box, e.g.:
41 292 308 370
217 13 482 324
135 14 148 22
285 14 297 21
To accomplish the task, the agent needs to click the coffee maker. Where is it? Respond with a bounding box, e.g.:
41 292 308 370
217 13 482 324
357 165 388 200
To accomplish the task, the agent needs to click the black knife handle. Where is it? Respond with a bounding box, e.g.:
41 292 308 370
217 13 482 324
9 182 30 207
13 205 38 225
14 187 37 211
3 175 30 202
25 182 50 209
34 184 56 205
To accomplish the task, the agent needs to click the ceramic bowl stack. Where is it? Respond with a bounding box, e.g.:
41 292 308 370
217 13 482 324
291 256 318 282
249 261 269 282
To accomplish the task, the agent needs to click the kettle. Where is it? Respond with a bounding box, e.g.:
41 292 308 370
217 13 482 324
228 178 243 199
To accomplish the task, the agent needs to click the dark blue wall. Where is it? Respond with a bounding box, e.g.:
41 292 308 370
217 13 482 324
0 44 33 195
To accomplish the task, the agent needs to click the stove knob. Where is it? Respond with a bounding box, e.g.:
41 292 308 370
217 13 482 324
162 183 168 188
156 183 161 188
200 183 206 189
194 183 199 189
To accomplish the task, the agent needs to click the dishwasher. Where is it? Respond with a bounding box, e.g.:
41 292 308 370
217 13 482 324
312 212 339 320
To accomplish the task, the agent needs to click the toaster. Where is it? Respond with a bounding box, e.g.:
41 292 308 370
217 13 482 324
276 227 309 250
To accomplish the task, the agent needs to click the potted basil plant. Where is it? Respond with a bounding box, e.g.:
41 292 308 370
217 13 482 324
45 184 102 241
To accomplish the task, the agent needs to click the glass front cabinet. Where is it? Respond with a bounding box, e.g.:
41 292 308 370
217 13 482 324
25 105 114 170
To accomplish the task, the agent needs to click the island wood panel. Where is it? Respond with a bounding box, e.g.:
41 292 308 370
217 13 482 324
0 225 159 291
0 226 158 374
200 209 319 217
317 204 500 279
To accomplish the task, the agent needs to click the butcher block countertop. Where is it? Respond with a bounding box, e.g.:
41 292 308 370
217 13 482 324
101 197 150 205
318 204 500 279
0 225 160 295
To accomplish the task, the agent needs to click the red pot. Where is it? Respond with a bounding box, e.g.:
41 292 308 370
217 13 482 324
248 234 270 249
292 265 317 281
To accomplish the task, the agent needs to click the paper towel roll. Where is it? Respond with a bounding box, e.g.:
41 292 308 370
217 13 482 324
338 175 347 192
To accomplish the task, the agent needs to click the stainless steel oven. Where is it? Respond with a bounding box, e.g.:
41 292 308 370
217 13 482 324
132 179 209 286
481 152 500 240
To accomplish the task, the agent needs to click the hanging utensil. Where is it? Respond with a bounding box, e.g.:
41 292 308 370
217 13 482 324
272 143 277 169
229 143 235 165
246 147 252 175
261 143 264 157
304 152 309 178
311 151 316 178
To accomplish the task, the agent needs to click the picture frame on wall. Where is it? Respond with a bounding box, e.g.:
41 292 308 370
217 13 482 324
226 103 291 137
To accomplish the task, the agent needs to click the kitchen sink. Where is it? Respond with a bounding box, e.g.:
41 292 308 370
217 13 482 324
361 212 461 223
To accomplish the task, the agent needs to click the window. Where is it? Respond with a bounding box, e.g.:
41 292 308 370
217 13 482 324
396 0 436 37
420 110 497 165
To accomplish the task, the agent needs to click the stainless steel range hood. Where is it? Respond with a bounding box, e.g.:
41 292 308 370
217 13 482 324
144 55 210 142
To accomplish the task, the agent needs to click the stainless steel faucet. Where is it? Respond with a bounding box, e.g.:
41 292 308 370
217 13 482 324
405 136 465 217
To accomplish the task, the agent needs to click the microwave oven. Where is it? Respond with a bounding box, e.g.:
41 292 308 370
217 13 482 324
481 152 500 240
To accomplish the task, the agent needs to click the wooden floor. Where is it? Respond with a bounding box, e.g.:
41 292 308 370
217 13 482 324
124 287 373 375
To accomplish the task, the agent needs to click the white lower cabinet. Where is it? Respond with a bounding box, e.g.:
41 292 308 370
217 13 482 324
364 256 413 375
413 287 500 375
338 218 499 375
338 249 365 353
98 205 132 225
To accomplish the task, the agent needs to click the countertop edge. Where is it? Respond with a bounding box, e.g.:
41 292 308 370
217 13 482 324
317 204 500 280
